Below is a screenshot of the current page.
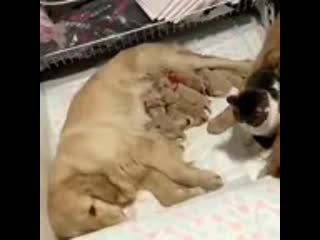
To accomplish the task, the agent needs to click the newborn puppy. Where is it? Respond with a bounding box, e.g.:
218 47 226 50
144 76 210 134
198 68 245 97
145 106 187 140
167 70 207 93
175 84 210 109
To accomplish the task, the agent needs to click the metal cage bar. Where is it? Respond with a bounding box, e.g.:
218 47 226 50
40 0 262 72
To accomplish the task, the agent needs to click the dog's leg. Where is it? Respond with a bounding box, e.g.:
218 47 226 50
106 156 148 204
207 106 236 134
140 138 223 191
143 170 205 206
171 49 253 75
150 158 222 191
107 173 137 204
258 134 280 178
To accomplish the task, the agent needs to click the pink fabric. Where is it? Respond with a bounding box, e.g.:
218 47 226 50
40 8 67 49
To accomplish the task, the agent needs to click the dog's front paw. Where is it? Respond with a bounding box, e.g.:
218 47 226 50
207 107 235 134
199 170 224 191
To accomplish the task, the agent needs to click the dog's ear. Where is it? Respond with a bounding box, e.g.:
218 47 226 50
226 95 239 106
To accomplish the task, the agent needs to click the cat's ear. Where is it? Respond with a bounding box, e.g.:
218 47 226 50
226 95 239 106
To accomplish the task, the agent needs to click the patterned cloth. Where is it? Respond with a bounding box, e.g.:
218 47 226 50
40 7 67 54
75 177 280 240
40 0 150 56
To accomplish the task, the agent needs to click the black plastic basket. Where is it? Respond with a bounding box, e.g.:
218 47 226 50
40 0 278 80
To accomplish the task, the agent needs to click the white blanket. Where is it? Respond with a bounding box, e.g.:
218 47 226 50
75 177 280 240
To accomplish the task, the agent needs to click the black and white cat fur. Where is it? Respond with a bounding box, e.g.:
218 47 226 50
227 69 280 149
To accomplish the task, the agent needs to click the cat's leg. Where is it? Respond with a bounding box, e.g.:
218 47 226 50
244 135 276 159
258 134 280 178
258 160 280 178
143 170 205 206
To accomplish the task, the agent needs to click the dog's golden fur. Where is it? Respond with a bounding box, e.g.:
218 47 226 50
254 15 280 76
48 43 252 239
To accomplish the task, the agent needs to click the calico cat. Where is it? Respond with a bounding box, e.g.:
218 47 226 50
207 15 280 137
226 14 280 150
226 68 280 149
208 15 280 178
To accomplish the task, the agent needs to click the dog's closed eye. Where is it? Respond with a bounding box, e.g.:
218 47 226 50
89 205 96 217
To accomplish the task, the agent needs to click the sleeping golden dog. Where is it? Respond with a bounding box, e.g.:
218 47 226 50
48 43 252 239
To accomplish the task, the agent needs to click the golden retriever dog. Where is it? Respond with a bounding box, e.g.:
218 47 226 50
48 43 252 239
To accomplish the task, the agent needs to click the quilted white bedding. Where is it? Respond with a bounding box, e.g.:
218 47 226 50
75 177 280 240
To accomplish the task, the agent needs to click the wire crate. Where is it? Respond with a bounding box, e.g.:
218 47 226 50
40 0 277 73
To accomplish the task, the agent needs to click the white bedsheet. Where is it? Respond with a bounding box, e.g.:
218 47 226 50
75 177 280 240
